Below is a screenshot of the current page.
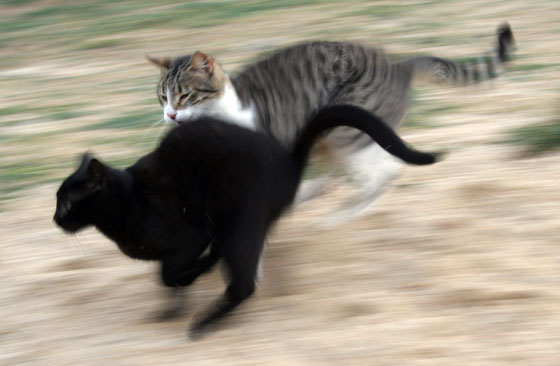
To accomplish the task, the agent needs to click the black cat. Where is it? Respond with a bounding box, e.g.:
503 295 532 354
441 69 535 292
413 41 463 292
54 104 441 337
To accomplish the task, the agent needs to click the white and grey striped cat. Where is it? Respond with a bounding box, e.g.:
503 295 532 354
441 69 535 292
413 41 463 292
148 23 514 224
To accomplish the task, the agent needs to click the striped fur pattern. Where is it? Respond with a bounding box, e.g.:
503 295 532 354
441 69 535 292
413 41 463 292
149 23 514 150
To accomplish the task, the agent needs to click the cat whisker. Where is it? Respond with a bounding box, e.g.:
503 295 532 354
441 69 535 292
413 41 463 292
152 118 165 127
155 123 172 140
142 118 166 139
70 233 90 258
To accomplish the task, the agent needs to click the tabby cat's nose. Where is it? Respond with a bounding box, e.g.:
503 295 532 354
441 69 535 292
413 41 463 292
167 112 177 120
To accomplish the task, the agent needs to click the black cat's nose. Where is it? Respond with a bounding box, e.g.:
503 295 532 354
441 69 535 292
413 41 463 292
53 212 61 226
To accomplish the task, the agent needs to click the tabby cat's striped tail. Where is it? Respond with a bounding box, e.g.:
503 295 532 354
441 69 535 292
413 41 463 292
401 23 515 85
292 105 441 173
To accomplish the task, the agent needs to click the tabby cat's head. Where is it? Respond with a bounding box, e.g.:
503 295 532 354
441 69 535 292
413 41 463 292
54 153 107 233
148 52 228 124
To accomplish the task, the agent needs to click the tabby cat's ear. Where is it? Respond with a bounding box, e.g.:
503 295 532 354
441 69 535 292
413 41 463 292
190 51 215 76
146 54 171 70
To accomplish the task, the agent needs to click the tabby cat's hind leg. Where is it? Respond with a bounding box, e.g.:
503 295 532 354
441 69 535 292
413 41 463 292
293 141 336 206
315 143 403 228
293 175 331 205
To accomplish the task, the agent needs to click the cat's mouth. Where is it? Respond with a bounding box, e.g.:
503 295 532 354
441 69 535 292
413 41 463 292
164 114 190 125
53 212 84 234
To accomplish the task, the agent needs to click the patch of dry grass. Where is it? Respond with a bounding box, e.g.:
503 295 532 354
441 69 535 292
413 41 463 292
1 1 560 364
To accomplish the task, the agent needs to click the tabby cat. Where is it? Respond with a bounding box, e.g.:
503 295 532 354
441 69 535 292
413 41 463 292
148 23 514 224
54 105 440 337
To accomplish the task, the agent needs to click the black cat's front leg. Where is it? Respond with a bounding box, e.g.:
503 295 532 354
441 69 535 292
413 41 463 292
158 243 215 320
157 287 187 320
189 216 267 338
175 243 221 286
161 243 221 289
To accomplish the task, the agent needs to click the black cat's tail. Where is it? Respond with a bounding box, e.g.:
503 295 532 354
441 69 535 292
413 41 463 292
292 105 442 171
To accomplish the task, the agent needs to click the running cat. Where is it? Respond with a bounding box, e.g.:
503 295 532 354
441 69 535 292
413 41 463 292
54 105 441 337
148 23 514 224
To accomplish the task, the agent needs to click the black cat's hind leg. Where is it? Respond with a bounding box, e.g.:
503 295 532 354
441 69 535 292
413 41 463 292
189 216 268 338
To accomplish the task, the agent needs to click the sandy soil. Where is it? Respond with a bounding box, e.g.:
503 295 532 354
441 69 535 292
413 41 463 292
1 1 560 365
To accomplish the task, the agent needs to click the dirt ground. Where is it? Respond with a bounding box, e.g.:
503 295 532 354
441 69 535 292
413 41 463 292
1 1 560 365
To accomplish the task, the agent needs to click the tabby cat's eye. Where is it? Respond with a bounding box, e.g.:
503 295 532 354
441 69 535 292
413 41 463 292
179 93 190 102
160 94 167 102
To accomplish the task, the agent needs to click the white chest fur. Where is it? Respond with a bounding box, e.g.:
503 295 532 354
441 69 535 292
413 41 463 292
165 84 256 130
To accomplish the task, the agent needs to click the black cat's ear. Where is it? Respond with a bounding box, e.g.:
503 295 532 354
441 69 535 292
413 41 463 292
86 158 106 190
80 151 93 165
190 51 214 76
146 54 171 70
76 151 95 174
87 158 105 179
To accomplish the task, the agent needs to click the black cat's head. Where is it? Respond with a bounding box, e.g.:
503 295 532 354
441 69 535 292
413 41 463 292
54 152 107 233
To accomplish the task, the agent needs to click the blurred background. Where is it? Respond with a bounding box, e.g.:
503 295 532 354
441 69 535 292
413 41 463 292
1 0 559 364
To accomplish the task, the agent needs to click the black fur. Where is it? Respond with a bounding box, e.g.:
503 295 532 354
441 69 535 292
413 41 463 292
54 105 440 337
